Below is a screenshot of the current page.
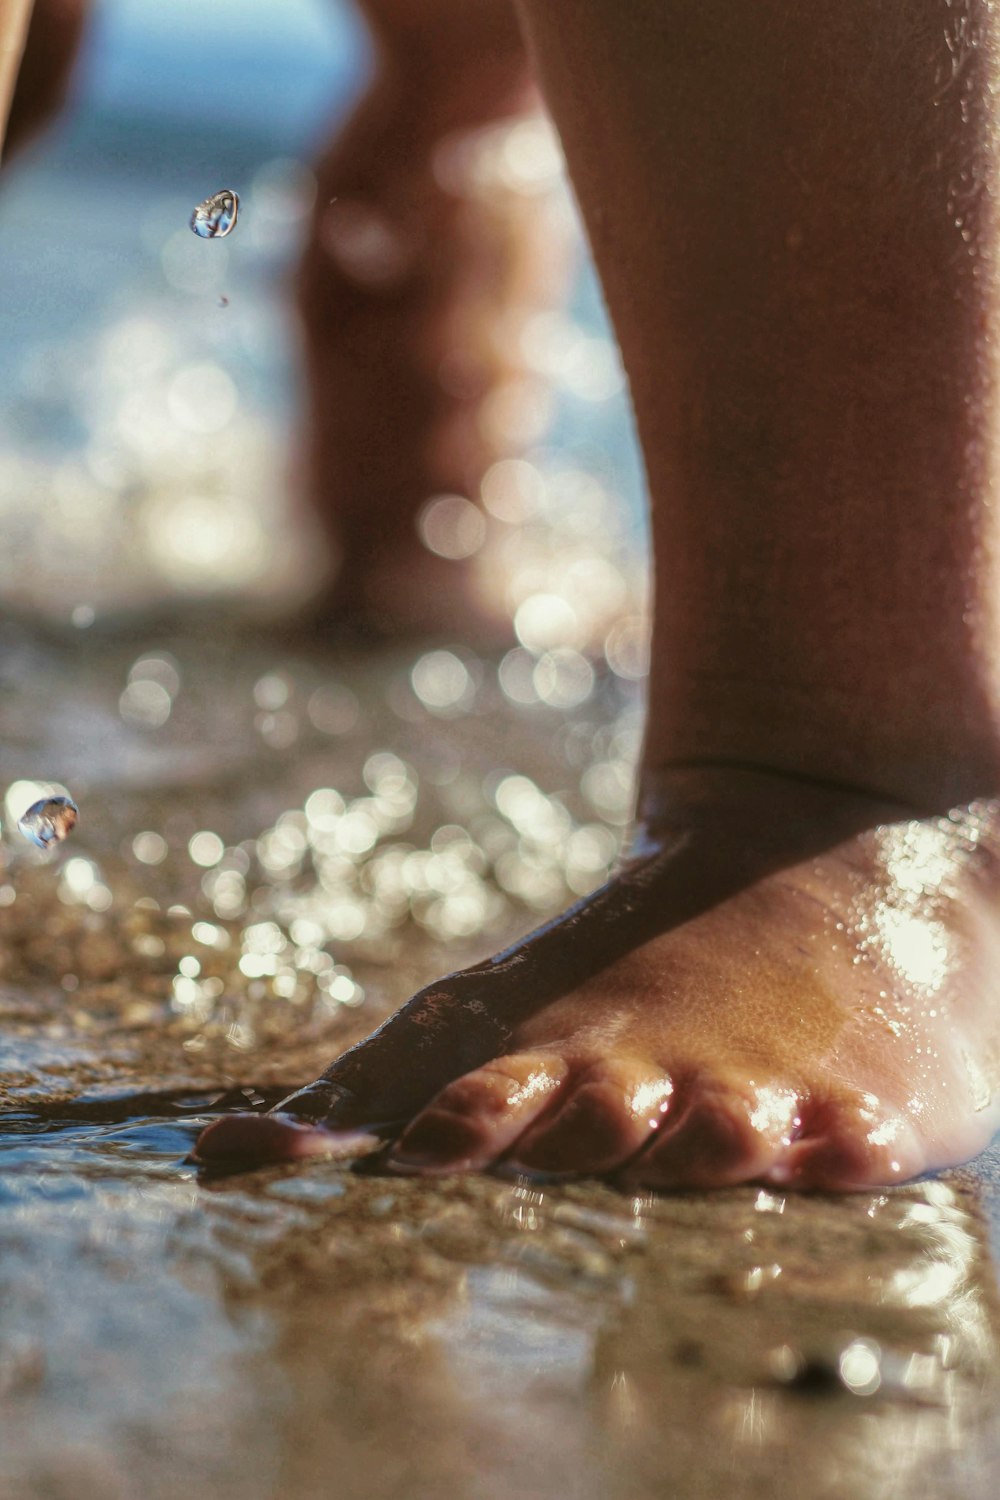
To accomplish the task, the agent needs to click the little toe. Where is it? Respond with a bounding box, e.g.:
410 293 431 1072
192 1111 381 1166
504 1060 675 1176
387 1051 568 1173
621 1075 799 1190
776 1092 922 1190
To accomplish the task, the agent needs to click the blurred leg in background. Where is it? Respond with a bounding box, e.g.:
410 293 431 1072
3 0 573 640
296 0 571 637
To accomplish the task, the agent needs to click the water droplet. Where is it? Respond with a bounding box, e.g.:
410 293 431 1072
189 189 239 240
17 795 79 849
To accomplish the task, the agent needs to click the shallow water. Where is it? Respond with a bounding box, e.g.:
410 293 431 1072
2 624 1000 1500
3 11 1000 1489
4 1097 1000 1500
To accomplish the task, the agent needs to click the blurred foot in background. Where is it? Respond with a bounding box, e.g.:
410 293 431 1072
2 0 575 643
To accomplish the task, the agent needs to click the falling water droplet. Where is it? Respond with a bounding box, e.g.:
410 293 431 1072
18 796 79 849
190 189 239 240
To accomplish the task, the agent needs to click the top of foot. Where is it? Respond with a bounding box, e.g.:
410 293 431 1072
194 766 1000 1191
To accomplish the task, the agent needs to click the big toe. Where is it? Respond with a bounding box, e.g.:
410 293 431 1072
192 1111 380 1166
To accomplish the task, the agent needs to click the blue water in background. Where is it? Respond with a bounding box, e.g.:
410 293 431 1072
0 0 645 568
83 0 367 138
1 0 368 389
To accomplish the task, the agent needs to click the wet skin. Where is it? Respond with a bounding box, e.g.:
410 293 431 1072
194 767 1000 1189
13 2 1000 1192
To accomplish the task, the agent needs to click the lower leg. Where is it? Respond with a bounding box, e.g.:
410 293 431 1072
521 0 1000 810
196 0 1000 1187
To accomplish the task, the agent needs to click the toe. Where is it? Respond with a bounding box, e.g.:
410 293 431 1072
192 1111 380 1166
776 1092 922 1190
620 1075 799 1189
504 1059 675 1176
386 1052 567 1173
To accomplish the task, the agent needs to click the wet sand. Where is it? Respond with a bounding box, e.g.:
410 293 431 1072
2 620 1000 1500
1 43 996 1489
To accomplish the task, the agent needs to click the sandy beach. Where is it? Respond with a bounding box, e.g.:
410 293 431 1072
2 4 1000 1495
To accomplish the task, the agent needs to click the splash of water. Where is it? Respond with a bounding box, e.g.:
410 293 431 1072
190 190 240 240
17 796 79 850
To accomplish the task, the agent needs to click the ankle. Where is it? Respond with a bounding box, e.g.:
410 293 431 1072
644 682 1000 812
635 760 914 836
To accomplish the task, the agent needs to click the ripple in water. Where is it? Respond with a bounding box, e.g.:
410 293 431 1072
190 189 240 240
17 796 79 850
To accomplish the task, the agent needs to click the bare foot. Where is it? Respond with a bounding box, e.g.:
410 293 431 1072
194 766 1000 1189
294 1 571 638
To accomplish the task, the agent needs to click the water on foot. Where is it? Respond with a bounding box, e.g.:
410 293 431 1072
193 768 1000 1191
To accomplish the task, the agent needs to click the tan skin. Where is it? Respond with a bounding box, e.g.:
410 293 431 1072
2 0 86 160
195 0 1000 1189
9 0 1000 1189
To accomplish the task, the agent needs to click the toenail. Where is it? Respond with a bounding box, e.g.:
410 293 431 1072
387 1118 481 1171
